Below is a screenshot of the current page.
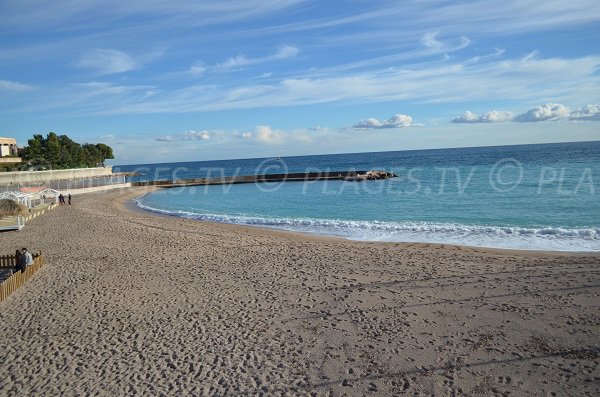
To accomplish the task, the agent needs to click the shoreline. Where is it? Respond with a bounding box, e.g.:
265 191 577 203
1 187 598 396
129 187 599 256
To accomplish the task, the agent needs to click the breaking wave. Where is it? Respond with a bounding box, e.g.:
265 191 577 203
136 201 600 252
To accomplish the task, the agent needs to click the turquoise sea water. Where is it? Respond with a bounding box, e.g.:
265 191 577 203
119 141 600 251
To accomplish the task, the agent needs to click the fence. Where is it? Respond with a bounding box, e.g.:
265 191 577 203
0 174 128 194
0 203 58 231
0 253 44 302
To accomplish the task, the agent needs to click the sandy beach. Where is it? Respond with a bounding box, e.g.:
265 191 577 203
1 187 599 396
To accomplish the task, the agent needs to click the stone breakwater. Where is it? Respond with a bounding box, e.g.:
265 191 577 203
343 170 397 181
132 170 398 188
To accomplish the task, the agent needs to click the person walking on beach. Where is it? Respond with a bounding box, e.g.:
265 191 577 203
68 194 72 205
16 248 33 273
58 193 64 205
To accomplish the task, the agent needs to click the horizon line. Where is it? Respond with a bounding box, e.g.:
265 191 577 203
111 139 600 168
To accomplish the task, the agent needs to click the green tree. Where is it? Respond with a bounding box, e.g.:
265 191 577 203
45 132 62 167
19 132 115 169
20 134 44 160
96 143 114 163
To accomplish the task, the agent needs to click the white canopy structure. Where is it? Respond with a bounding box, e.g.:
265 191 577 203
0 191 30 205
0 187 60 208
0 192 29 230
0 189 61 231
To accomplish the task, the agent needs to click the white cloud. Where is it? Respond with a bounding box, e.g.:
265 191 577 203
185 45 299 76
513 103 570 122
76 49 137 75
353 114 414 129
156 135 175 142
189 61 207 75
480 110 513 123
220 55 248 69
256 125 284 145
218 45 299 70
569 104 600 121
155 129 214 142
184 130 211 140
421 32 443 49
452 110 513 123
0 79 33 91
184 55 599 114
453 103 600 124
10 47 600 119
0 1 305 32
76 82 127 95
254 126 315 144
155 126 314 146
274 45 300 59
452 111 479 123
74 82 156 101
245 1 600 40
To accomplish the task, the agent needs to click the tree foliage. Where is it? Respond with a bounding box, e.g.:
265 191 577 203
19 132 114 170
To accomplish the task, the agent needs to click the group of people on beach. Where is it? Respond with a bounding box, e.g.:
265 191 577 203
58 193 72 205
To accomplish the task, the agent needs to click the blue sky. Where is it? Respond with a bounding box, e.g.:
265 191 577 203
1 0 599 165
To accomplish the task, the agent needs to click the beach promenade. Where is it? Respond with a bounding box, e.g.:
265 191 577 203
0 188 598 396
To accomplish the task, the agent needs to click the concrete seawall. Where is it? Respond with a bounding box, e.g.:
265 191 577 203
61 183 132 195
0 167 114 185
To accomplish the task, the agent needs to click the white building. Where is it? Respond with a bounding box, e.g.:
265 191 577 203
0 137 19 157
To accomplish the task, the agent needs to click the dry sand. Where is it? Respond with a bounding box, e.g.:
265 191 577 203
1 187 599 396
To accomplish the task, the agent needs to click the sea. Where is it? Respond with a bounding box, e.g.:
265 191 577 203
115 141 600 252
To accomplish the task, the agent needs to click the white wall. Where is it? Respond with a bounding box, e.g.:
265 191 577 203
0 167 114 184
62 183 131 195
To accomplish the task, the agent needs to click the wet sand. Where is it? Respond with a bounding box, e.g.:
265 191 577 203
1 187 599 396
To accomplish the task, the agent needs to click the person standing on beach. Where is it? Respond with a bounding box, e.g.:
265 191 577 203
68 194 72 205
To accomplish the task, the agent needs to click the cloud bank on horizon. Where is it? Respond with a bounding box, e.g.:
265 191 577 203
452 103 600 123
352 114 415 129
1 0 599 162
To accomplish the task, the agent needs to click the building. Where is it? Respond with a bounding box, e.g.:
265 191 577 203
0 137 18 157
0 137 21 165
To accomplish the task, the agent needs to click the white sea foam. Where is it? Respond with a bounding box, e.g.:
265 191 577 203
136 201 600 252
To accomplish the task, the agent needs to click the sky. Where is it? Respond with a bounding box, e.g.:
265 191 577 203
1 0 599 165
